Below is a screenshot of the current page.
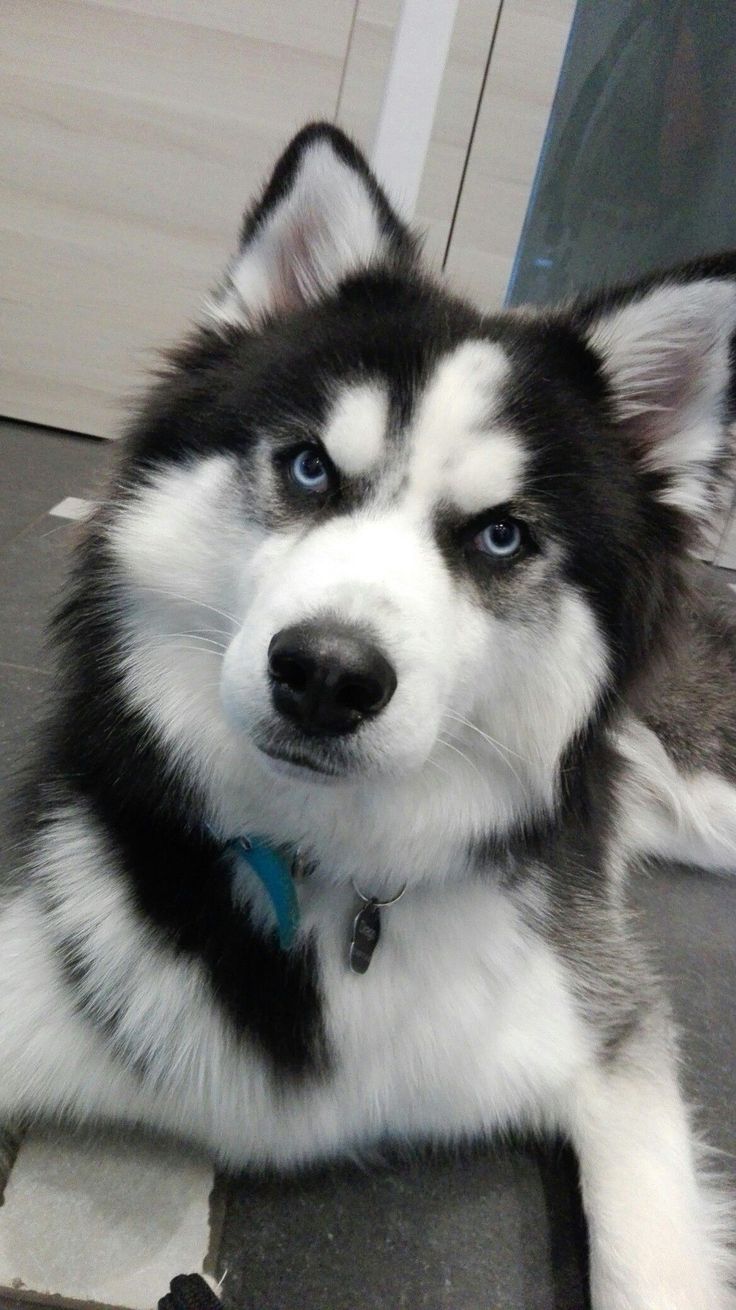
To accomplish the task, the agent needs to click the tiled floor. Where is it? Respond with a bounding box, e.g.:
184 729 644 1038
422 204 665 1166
0 1129 216 1309
0 422 114 799
1 421 736 1310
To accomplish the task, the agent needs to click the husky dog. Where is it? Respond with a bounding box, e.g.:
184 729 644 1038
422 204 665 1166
3 124 736 1308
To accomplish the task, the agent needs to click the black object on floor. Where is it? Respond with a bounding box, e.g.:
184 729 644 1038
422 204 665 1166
158 1274 221 1309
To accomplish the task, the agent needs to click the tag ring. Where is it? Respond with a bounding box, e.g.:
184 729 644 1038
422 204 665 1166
352 881 407 908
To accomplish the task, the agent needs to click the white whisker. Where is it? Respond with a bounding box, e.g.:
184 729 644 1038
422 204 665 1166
138 585 239 629
436 735 484 780
443 709 530 765
156 646 225 659
442 711 528 792
163 632 228 651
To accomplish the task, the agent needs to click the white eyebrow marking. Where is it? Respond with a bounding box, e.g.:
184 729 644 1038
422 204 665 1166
322 383 388 476
446 430 526 513
406 341 527 513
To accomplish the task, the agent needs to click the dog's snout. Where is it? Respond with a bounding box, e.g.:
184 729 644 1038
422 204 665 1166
268 622 397 736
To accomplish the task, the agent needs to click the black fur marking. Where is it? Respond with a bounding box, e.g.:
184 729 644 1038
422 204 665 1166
95 816 329 1082
32 876 150 1074
630 562 736 781
124 272 481 477
490 318 685 688
26 539 329 1082
39 789 328 1083
55 932 150 1079
473 726 655 1057
536 737 657 1056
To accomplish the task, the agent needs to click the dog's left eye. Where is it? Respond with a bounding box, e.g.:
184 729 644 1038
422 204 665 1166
472 517 524 559
289 446 331 493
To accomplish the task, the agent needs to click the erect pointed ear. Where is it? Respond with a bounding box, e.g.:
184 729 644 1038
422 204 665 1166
581 278 736 524
205 123 419 328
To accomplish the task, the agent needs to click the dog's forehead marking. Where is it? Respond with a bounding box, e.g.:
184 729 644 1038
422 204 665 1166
407 340 526 513
322 383 388 476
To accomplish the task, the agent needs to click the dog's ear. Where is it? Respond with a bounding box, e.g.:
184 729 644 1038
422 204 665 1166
205 123 418 328
581 278 736 524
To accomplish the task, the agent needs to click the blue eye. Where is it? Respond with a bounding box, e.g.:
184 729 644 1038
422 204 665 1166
473 518 524 559
289 447 330 493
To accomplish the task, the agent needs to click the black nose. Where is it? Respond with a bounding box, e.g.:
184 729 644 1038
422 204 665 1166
268 622 397 737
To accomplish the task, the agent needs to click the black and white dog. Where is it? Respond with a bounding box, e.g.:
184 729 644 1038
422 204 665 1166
4 124 736 1308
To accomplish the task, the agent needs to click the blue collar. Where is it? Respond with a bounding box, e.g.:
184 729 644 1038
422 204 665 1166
227 834 300 950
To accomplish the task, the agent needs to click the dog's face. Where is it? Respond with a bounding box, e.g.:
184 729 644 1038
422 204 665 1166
218 330 610 793
108 126 736 838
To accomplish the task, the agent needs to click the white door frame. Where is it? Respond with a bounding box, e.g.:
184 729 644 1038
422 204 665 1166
370 0 460 218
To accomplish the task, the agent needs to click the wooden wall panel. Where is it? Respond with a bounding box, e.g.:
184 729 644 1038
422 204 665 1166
0 0 397 437
337 0 401 147
444 0 576 309
414 0 502 272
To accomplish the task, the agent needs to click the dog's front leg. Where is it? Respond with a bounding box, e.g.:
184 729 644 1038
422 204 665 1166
567 1010 734 1310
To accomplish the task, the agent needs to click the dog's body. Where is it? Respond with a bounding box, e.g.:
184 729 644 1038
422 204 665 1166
3 125 736 1306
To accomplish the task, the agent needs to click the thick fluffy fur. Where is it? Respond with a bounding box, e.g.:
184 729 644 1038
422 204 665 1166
4 124 736 1307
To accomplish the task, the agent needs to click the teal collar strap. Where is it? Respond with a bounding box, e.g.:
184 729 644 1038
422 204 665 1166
228 834 301 950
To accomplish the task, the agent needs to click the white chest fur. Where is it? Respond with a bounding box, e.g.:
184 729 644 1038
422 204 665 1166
285 877 588 1160
1 811 590 1171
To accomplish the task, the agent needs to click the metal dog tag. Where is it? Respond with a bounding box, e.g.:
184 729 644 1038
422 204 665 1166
350 900 381 974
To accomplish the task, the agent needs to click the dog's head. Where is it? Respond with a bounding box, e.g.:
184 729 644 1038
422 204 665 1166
106 125 736 847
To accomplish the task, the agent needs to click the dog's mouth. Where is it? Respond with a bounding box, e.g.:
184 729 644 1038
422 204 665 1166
257 743 343 781
253 722 361 783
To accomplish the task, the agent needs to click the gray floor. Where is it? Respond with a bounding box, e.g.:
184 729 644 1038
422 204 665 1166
1 421 735 1310
0 422 115 800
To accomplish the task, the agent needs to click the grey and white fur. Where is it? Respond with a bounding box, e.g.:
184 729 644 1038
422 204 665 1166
3 124 736 1308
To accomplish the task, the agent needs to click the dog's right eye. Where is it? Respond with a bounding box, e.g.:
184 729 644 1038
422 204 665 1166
288 446 332 494
473 518 523 559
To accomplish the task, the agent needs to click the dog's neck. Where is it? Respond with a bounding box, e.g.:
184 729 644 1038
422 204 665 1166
205 747 562 897
206 711 616 899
